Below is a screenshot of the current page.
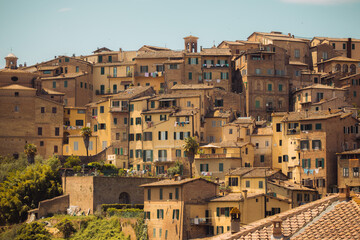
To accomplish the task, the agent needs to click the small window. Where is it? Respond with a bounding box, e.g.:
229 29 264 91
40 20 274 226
52 107 57 113
11 76 18 82
55 127 60 136
40 141 44 146
14 92 19 97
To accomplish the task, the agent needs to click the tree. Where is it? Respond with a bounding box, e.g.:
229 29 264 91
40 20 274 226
167 161 183 177
183 137 199 178
24 143 37 164
64 155 81 168
80 127 92 161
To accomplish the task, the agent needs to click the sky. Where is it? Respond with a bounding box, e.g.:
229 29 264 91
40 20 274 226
0 0 359 66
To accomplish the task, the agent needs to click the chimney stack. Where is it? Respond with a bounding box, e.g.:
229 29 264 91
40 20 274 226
272 217 283 239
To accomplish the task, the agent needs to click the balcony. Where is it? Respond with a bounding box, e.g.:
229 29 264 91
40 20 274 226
287 129 299 135
190 217 212 225
110 106 129 112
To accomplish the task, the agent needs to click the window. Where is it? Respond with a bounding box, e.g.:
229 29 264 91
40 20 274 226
229 129 233 134
75 120 84 126
246 180 250 188
255 68 261 75
172 209 179 220
99 123 106 129
215 99 223 107
41 107 45 113
301 124 312 131
140 66 148 73
136 133 142 141
158 131 168 140
54 145 58 153
94 125 97 132
279 140 282 146
255 100 260 108
89 141 93 151
343 43 346 50
160 115 167 121
220 72 229 79
80 82 83 88
144 132 152 141
150 101 155 108
157 209 164 219
259 181 263 189
278 84 283 92
343 167 349 177
100 67 105 75
228 177 238 186
51 107 57 113
283 155 289 162
74 141 78 151
156 65 164 72
315 123 322 130
129 134 134 141
147 189 151 200
302 158 311 169
260 155 265 163
40 141 44 146
354 91 357 97
55 127 59 136
100 106 104 113
169 64 178 69
276 123 282 132
278 156 282 163
38 127 42 136
267 84 272 91
52 81 56 88
175 188 179 199
204 72 212 80
353 167 359 177
188 72 192 80
200 164 209 172
295 70 300 76
219 163 223 172
129 104 134 112
297 193 303 202
123 117 128 125
312 140 321 150
108 55 112 63
316 158 324 168
332 43 336 49
295 49 300 58
300 140 309 150
136 117 141 125
189 58 198 65
14 105 19 112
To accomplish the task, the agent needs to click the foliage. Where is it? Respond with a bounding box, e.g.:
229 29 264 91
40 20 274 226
134 216 148 240
0 154 28 183
219 185 231 193
0 224 22 240
101 204 144 212
118 168 126 176
167 161 183 176
55 218 76 238
183 136 199 178
71 217 128 240
24 144 37 164
63 155 81 168
14 222 51 240
0 163 62 225
73 165 82 172
88 162 102 169
44 155 62 172
106 208 143 218
80 127 92 138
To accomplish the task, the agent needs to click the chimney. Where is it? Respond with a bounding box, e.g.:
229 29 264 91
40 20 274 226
242 190 248 199
230 207 241 233
347 38 352 58
272 217 283 239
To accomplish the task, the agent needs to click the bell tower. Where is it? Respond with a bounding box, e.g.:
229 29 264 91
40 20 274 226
184 35 199 53
5 53 18 69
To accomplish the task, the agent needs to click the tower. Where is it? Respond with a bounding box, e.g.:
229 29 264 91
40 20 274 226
184 35 199 53
5 53 18 69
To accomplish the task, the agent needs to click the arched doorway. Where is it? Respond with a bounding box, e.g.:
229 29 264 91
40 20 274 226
119 192 130 204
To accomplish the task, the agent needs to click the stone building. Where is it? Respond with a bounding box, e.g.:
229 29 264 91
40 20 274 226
337 149 360 192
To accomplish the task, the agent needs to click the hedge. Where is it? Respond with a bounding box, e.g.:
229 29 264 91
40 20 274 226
106 208 143 218
101 204 144 212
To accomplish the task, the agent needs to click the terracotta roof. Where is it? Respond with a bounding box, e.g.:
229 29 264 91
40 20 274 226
201 48 231 56
210 193 244 202
313 36 360 42
0 84 35 91
268 180 316 191
252 126 273 135
280 109 351 122
139 45 172 51
172 109 196 116
135 51 183 59
205 110 232 118
152 93 200 100
292 198 360 239
295 83 346 92
339 72 360 81
171 84 214 90
337 148 360 155
42 88 65 95
140 177 217 187
142 109 173 114
242 168 280 178
37 66 61 71
40 72 86 80
201 141 251 149
211 194 339 240
111 86 153 100
5 53 17 58
289 61 308 66
183 35 199 40
164 59 184 64
320 56 360 64
94 61 135 67
93 47 112 53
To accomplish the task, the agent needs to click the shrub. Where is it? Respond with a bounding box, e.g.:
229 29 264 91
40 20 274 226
55 218 76 238
15 222 51 240
106 208 143 218
64 155 81 168
101 204 144 212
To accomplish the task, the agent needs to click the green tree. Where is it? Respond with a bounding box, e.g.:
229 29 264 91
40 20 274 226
64 155 81 168
0 163 62 225
55 218 76 238
15 222 51 240
24 143 37 164
81 127 92 160
183 137 199 178
167 161 183 177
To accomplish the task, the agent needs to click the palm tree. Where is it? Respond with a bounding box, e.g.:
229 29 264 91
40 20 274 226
24 143 37 164
81 127 92 161
183 136 199 178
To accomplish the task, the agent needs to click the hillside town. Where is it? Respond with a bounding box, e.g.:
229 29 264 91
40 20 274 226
1 31 360 239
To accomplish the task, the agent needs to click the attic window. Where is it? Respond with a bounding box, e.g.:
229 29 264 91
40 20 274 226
11 76 18 81
14 92 19 97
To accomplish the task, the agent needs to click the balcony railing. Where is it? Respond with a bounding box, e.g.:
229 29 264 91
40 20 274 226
190 218 212 225
287 129 299 135
110 106 129 112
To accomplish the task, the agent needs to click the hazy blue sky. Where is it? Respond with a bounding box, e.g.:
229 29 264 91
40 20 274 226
0 0 359 66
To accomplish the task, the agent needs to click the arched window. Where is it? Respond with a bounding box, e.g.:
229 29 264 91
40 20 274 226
119 192 130 204
343 64 348 73
335 64 341 72
350 64 356 74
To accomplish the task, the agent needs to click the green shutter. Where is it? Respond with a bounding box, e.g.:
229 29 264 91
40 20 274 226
150 150 153 162
216 207 220 217
308 159 311 168
196 58 198 64
206 164 209 172
321 158 324 168
219 163 223 172
302 159 305 168
188 58 191 64
172 210 175 219
316 159 318 168
120 148 123 155
225 207 229 217
210 72 212 79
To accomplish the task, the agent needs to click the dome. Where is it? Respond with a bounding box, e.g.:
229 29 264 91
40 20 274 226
6 53 17 59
